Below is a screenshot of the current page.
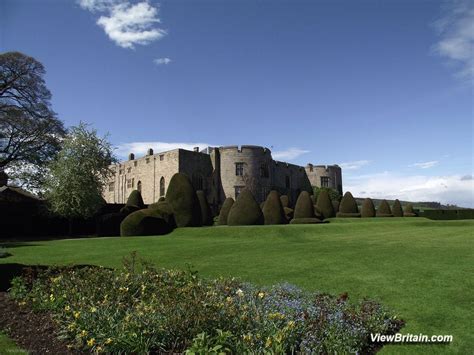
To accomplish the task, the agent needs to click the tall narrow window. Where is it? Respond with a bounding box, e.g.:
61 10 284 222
321 176 330 187
160 177 165 197
235 163 244 176
137 181 142 192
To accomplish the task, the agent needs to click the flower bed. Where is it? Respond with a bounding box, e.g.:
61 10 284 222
9 256 403 353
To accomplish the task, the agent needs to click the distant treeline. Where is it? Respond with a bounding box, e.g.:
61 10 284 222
354 198 465 210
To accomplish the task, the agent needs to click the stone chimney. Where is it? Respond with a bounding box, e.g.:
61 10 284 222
128 153 135 161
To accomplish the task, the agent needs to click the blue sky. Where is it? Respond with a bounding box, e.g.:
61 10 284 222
2 0 473 206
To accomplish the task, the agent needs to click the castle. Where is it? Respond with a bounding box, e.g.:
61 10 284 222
102 145 342 212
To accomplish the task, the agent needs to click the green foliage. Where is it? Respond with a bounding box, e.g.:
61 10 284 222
293 191 314 219
97 212 125 237
332 200 340 213
283 207 294 221
377 200 393 217
392 199 404 217
119 205 140 216
403 204 417 217
147 200 176 227
165 173 202 227
217 198 234 225
336 192 360 218
315 190 335 219
227 189 264 226
125 190 144 208
280 195 290 208
196 190 213 226
419 209 474 220
290 218 322 224
9 258 402 354
262 190 286 225
120 210 173 236
44 123 115 219
312 186 342 203
361 198 376 218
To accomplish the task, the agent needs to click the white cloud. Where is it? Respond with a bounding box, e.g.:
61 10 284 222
409 160 439 169
433 0 474 79
115 141 214 158
78 0 166 49
272 148 310 161
153 57 171 65
345 172 474 208
339 160 371 170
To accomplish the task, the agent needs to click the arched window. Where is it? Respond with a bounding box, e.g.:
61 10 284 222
160 177 165 197
137 181 142 193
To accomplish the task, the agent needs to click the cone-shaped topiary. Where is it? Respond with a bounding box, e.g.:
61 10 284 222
196 190 213 226
97 212 126 236
377 200 393 217
260 201 265 210
314 205 323 219
227 189 264 226
280 195 290 208
218 197 234 225
165 173 202 227
120 209 174 236
126 190 145 208
332 200 340 213
316 190 335 219
336 191 360 217
392 199 404 217
262 190 286 225
404 203 417 217
293 191 314 219
361 198 376 218
310 194 316 205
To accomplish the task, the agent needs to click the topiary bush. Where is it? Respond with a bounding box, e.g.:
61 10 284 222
227 189 264 226
403 203 417 217
165 173 202 227
293 191 314 219
283 207 294 221
196 190 213 226
336 192 360 218
218 198 234 225
262 190 286 225
126 190 145 209
316 190 335 219
120 209 174 236
280 195 290 208
392 199 404 217
361 198 376 218
97 212 126 236
290 217 323 224
377 200 393 217
147 200 176 227
332 200 340 213
120 205 140 216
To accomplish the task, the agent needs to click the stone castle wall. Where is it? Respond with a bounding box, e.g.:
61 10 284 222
305 164 342 194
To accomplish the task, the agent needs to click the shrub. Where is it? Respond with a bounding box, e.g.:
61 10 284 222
119 205 140 216
403 204 417 217
313 186 342 204
227 189 264 226
158 197 166 202
316 190 335 219
280 195 290 208
125 190 145 209
283 207 294 221
262 190 286 225
392 199 403 217
332 200 340 213
96 212 126 236
361 198 376 218
120 210 173 236
147 200 176 227
290 218 323 224
377 200 393 217
217 198 234 225
196 190 213 226
10 259 403 354
457 209 474 220
166 173 202 227
293 191 314 219
336 192 360 218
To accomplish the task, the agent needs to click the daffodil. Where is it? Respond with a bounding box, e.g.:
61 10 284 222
87 338 95 347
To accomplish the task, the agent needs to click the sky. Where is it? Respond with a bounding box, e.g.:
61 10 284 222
1 0 473 206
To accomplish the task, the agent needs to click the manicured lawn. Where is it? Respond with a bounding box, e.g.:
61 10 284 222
1 218 473 354
0 333 26 354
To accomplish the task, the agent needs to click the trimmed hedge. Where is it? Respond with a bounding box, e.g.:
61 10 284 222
147 200 176 227
332 200 340 213
316 190 335 219
196 190 213 226
420 209 474 220
218 198 234 225
262 190 286 225
403 204 417 217
293 191 314 219
120 209 174 236
126 190 145 209
283 207 294 221
96 212 126 236
392 199 404 217
361 198 376 218
337 192 360 218
119 205 140 216
377 200 393 217
227 189 264 226
280 195 290 208
166 173 202 227
290 217 322 224
456 209 474 220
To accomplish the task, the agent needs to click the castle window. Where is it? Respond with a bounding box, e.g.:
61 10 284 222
132 178 135 188
160 177 165 197
235 163 244 176
321 176 330 187
285 176 290 189
193 174 203 191
260 163 269 178
137 181 142 192
235 186 244 199
126 179 133 189
146 158 150 164
127 167 131 173
159 154 164 161
260 187 269 202
108 182 115 192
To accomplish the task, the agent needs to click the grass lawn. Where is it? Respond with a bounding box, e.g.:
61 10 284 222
0 333 26 354
1 217 473 354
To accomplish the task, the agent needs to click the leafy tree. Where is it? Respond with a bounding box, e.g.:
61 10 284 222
0 52 65 190
44 123 115 232
312 186 341 202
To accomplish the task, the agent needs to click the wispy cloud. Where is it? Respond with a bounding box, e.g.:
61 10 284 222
78 0 166 49
115 141 214 158
433 0 474 79
272 148 310 161
153 57 172 65
409 160 439 169
339 160 371 170
345 172 474 208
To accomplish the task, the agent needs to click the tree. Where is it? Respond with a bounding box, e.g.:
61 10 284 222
44 123 115 232
0 52 65 190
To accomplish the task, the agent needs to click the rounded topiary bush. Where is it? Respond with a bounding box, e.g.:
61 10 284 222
336 191 360 218
332 200 340 213
147 200 176 227
377 200 393 217
120 205 141 216
283 207 294 221
165 173 202 227
290 217 322 224
404 203 417 217
120 209 174 236
361 198 376 218
280 195 290 208
158 196 166 202
218 197 234 225
126 190 145 209
392 199 404 217
293 191 314 219
227 189 264 226
262 190 286 225
316 190 335 219
196 190 213 226
97 212 126 236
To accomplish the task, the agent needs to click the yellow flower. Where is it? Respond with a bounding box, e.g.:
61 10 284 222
90 307 97 313
74 311 81 319
243 334 252 342
80 330 88 337
258 292 265 299
105 338 113 345
87 338 95 347
226 296 233 303
141 284 146 292
287 320 295 329
67 323 76 330
18 301 26 306
64 305 70 311
49 294 55 302
95 346 103 353
236 289 244 297
265 337 272 348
